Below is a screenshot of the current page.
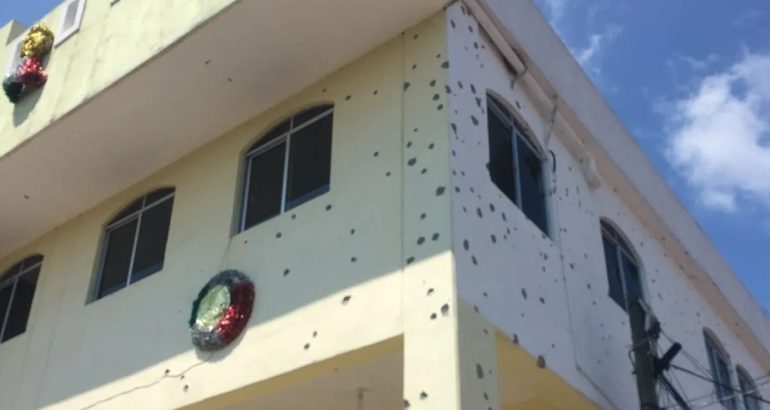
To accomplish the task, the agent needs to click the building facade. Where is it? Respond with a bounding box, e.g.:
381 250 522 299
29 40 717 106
0 0 768 409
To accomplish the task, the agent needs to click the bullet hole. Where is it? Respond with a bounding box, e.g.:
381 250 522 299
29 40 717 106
404 399 411 408
476 364 484 379
413 127 419 133
468 25 474 33
373 151 380 157
183 385 189 392
441 61 450 69
420 392 429 400
417 237 426 245
445 85 452 94
483 291 488 298
406 141 413 149
430 79 437 87
276 232 282 239
441 304 449 316
463 239 470 251
515 101 522 110
408 158 417 166
406 257 415 265
322 88 327 93
227 76 233 82
471 84 477 94
430 313 437 320
539 297 546 304
342 295 352 305
455 187 461 193
436 186 446 196
244 240 249 244
351 257 357 263
432 233 440 241
587 283 592 289
489 203 495 212
345 95 352 101
471 115 479 126
476 208 483 218
204 59 211 65
291 214 297 220
304 343 310 350
451 123 458 134
427 288 434 296
474 305 480 313
450 19 456 28
23 195 29 199
471 255 478 265
413 34 419 39
513 334 519 344
428 143 435 150
386 171 392 177
164 369 170 375
457 81 464 89
412 64 418 70
433 93 440 101
537 355 546 368
490 235 497 244
404 82 411 91
521 289 527 299
373 90 378 95
437 104 444 110
283 269 290 276
420 213 427 219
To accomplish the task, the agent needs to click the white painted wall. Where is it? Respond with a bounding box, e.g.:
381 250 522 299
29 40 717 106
445 3 769 408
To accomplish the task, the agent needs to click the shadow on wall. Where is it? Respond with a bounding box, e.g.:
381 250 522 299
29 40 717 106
12 86 43 126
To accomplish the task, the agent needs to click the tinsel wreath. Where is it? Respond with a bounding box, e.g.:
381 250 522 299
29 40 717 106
21 24 55 59
189 270 255 351
3 74 24 103
19 57 47 87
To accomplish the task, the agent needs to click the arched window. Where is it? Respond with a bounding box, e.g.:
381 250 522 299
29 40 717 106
0 255 42 342
239 104 334 232
486 94 548 234
600 219 642 312
737 366 762 410
95 188 175 300
704 331 737 409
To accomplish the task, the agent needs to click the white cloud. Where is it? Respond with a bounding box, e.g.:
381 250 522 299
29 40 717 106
542 0 569 25
572 25 623 75
665 52 770 212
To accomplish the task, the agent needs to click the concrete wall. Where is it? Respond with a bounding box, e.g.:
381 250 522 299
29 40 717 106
0 0 235 157
445 3 768 409
0 13 455 409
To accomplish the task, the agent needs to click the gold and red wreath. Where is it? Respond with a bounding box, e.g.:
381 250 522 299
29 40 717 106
3 24 54 104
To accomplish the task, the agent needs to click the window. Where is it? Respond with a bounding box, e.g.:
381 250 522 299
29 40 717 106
0 255 42 343
600 220 642 312
5 36 23 75
55 0 86 46
94 188 175 300
239 105 334 232
738 367 762 410
486 94 548 234
705 332 737 409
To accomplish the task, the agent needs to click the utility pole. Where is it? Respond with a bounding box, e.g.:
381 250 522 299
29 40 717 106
630 299 660 410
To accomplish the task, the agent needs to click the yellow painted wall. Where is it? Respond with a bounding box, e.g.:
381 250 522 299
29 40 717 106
0 0 235 157
0 13 455 409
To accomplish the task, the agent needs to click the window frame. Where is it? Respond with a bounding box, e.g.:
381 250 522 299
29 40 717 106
54 0 87 47
737 366 762 410
600 219 644 312
486 94 550 235
0 255 42 343
93 188 175 301
704 331 737 410
238 105 334 233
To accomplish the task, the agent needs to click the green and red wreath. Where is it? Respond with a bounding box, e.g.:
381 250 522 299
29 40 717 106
189 270 255 351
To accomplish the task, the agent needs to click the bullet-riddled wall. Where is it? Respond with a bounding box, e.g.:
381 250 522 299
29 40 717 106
0 13 455 410
445 3 767 409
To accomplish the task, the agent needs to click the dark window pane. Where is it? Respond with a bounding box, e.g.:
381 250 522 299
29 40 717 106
603 237 625 310
131 198 174 283
20 255 43 271
1 262 21 281
0 282 12 339
110 198 144 225
2 269 39 341
517 135 548 233
98 220 137 298
621 252 642 309
294 105 333 126
250 120 290 153
243 142 286 230
488 108 516 204
286 114 332 209
145 188 175 205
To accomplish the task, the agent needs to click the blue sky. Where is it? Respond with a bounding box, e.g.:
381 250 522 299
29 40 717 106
533 0 770 311
2 1 769 310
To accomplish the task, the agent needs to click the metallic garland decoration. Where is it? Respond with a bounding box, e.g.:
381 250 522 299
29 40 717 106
190 270 255 352
4 24 54 104
21 24 55 59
